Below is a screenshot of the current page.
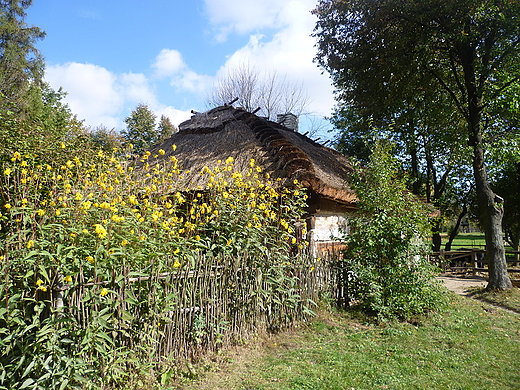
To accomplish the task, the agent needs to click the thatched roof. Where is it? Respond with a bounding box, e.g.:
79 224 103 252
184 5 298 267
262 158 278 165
148 105 357 207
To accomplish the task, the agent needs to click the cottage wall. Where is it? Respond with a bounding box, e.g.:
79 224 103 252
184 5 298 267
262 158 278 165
307 211 349 258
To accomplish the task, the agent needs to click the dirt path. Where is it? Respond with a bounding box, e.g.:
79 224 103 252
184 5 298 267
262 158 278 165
437 275 488 296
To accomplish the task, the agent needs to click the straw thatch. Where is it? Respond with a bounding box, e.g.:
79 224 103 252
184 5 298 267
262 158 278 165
148 105 357 208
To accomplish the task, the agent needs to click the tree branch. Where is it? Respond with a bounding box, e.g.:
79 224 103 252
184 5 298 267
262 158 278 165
427 68 468 120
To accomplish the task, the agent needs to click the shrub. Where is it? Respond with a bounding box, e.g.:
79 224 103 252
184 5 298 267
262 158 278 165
342 139 444 322
0 147 310 389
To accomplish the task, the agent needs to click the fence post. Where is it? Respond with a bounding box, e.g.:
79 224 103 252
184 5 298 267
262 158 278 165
472 249 478 275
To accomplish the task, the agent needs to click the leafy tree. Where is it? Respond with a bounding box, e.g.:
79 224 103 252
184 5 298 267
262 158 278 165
0 0 45 112
207 62 310 121
0 83 89 164
87 125 125 153
489 136 520 263
332 97 470 253
122 103 157 153
0 1 87 165
313 0 520 289
157 114 177 142
341 139 444 322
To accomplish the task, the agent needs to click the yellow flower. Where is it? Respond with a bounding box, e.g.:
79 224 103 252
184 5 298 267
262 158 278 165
27 240 35 249
225 156 234 164
4 204 11 209
158 149 165 155
173 248 180 255
3 168 11 175
171 144 177 151
75 192 83 201
12 151 21 160
86 255 95 264
195 235 201 241
55 209 61 216
93 224 107 239
291 237 297 244
60 142 66 149
121 239 128 246
64 275 72 283
36 209 45 216
36 279 44 286
100 288 109 297
173 260 181 268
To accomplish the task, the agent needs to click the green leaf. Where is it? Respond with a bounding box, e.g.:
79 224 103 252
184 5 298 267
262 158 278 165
19 378 35 389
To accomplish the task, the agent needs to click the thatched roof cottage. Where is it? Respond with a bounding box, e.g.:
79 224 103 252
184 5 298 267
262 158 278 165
148 105 357 257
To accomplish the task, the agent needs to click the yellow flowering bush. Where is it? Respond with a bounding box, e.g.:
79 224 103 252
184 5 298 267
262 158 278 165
0 148 310 389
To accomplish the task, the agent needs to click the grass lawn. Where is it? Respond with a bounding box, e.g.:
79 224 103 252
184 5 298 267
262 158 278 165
176 290 520 390
442 232 486 249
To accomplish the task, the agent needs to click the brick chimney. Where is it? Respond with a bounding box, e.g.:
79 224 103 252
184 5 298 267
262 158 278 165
277 113 298 132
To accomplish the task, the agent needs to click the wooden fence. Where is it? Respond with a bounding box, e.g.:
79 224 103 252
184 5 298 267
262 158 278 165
49 252 340 361
431 248 520 275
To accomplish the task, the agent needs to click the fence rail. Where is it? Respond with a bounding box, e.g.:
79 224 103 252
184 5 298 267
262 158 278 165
42 253 340 361
431 248 520 274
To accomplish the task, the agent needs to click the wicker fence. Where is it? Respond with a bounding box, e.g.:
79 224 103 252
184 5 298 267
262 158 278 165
49 252 342 361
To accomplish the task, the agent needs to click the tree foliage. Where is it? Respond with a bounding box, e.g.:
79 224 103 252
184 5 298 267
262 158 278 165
87 125 125 154
342 140 444 322
313 0 520 289
122 103 158 153
489 136 520 259
157 114 177 142
0 83 89 164
0 0 45 112
121 105 177 153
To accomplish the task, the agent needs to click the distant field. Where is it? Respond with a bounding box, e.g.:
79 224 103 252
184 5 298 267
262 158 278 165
441 232 486 248
441 233 517 252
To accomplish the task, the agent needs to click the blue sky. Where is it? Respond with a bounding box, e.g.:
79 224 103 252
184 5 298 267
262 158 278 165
26 0 336 139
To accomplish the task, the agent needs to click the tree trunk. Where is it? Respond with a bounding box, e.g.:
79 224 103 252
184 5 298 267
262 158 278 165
460 40 512 290
445 204 468 252
472 143 512 290
430 219 442 252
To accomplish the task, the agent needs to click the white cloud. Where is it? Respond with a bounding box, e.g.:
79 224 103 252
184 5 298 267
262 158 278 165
118 73 157 106
211 0 335 117
45 63 124 129
155 106 193 128
170 69 214 97
151 48 214 97
152 49 186 78
204 0 295 41
44 62 193 129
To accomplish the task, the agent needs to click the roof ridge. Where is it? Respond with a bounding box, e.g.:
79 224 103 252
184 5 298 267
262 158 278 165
243 114 318 180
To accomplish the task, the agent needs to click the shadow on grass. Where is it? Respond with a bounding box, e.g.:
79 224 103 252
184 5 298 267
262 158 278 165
466 287 520 315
